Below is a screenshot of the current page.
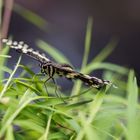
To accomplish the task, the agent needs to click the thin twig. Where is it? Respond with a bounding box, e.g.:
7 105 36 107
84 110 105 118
0 0 14 50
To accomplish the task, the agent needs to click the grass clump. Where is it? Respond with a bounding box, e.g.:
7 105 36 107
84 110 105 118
0 37 139 140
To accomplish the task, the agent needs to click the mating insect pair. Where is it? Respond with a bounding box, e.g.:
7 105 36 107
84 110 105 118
2 39 115 99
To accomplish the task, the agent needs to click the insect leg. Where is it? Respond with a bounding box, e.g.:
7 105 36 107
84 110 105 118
51 78 66 103
44 76 53 95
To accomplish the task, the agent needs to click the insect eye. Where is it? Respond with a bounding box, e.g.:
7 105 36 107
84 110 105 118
42 65 47 69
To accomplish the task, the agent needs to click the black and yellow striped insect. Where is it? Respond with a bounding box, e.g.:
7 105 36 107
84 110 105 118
2 38 114 90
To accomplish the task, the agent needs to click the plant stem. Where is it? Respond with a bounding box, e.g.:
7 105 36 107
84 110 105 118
0 0 14 50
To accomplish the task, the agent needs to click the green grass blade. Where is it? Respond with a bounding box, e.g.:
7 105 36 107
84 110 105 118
39 112 53 140
60 99 93 111
31 104 73 119
5 125 15 140
19 64 35 76
0 66 12 74
71 18 93 97
37 40 72 64
126 70 139 140
0 55 11 58
14 4 47 30
0 46 10 79
89 38 118 64
81 17 93 70
76 87 106 140
87 87 106 123
15 80 42 95
84 62 129 74
14 119 45 134
0 55 22 100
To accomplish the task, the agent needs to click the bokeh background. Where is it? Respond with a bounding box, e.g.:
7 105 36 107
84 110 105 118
6 0 140 84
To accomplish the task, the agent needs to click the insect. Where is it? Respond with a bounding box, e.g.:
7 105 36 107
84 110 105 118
2 39 114 91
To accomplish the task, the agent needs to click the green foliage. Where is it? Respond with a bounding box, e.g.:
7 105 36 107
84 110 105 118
0 46 11 79
14 4 47 31
0 4 140 140
37 40 72 65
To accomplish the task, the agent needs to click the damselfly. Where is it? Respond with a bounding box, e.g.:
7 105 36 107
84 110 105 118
2 39 115 92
